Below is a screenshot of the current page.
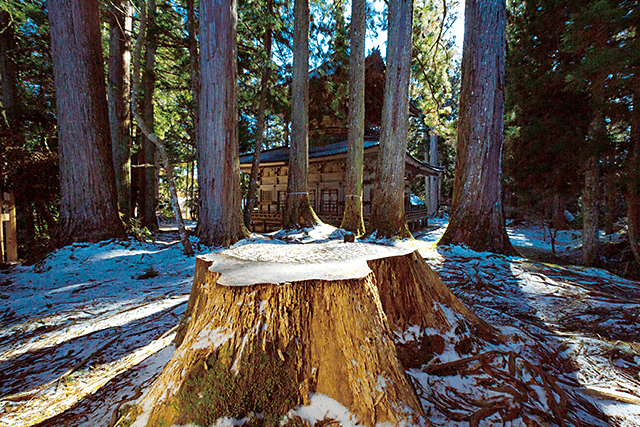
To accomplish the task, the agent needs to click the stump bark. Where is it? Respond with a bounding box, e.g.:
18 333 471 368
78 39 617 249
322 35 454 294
133 246 497 427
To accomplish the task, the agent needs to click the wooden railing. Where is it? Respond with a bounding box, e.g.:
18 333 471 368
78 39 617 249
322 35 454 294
247 205 429 233
406 206 429 231
1 191 17 263
250 211 283 233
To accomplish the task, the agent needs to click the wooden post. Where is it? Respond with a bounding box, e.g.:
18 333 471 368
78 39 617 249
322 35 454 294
2 191 17 262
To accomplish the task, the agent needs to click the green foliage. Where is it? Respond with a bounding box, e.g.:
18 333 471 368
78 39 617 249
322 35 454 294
122 215 153 241
503 0 640 226
411 0 460 135
407 0 461 202
173 342 299 427
114 404 140 427
0 1 58 259
504 0 599 215
237 0 291 153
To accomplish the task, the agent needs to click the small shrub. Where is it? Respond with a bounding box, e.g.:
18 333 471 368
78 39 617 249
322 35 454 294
122 215 152 241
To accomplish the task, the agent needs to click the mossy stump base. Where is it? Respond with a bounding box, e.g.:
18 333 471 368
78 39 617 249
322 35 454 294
134 247 497 427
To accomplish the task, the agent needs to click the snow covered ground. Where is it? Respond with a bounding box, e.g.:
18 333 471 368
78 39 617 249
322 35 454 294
1 219 639 426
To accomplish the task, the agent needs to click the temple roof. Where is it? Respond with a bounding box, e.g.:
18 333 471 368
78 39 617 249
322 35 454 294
239 139 442 177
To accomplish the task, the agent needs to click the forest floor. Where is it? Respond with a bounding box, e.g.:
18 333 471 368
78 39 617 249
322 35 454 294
1 219 640 426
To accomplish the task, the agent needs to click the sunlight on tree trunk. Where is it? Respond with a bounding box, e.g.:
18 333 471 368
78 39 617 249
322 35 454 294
284 0 320 229
367 0 413 240
108 0 133 218
48 0 125 246
340 0 366 236
438 0 515 255
140 0 159 232
196 0 249 247
133 249 500 426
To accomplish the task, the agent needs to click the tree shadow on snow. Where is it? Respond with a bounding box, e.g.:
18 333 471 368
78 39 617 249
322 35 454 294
413 245 640 426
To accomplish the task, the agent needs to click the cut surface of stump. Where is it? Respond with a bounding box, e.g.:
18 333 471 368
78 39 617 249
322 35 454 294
132 242 497 427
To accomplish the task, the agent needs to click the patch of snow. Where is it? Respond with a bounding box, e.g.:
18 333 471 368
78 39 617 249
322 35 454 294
225 241 404 264
191 325 234 351
393 324 422 344
284 393 363 427
2 218 640 426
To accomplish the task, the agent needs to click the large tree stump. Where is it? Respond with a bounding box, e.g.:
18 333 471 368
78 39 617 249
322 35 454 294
132 244 497 427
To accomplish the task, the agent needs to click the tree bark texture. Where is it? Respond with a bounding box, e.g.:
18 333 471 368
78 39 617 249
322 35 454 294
244 0 273 229
581 75 606 266
604 162 616 236
133 248 497 426
108 0 133 217
367 0 413 239
551 193 567 231
628 70 640 264
48 0 125 246
131 249 498 426
140 0 159 231
582 156 600 265
187 0 199 150
0 10 19 134
427 131 438 217
340 0 366 235
196 0 248 247
284 0 319 229
439 0 515 255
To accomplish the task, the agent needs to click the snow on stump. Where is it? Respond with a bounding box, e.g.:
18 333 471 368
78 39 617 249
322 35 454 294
132 243 497 427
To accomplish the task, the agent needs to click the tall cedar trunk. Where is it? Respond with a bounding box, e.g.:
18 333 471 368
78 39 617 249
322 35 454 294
48 0 125 246
189 158 195 218
438 0 515 255
340 0 366 235
140 0 159 231
428 131 438 216
604 160 616 236
284 0 319 229
629 70 640 264
187 0 199 156
108 0 133 217
187 0 198 223
196 0 248 247
367 0 413 239
132 248 499 426
0 11 19 136
582 75 606 266
551 192 567 230
582 156 600 265
244 0 273 229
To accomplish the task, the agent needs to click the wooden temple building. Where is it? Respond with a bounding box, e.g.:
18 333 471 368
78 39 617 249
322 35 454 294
240 50 443 232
